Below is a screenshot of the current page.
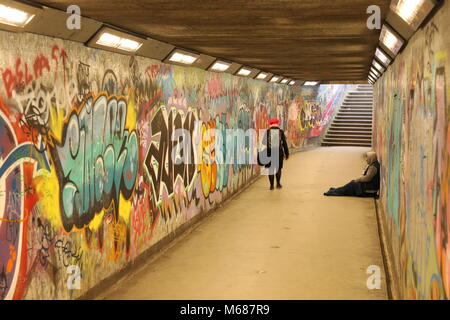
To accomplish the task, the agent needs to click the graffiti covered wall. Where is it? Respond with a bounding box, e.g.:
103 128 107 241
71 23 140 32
373 1 450 299
288 84 353 148
0 30 347 299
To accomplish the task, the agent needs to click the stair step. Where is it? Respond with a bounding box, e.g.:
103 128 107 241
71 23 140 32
324 135 371 141
343 104 373 106
331 123 372 128
329 127 372 131
341 105 373 108
334 117 372 124
341 106 372 110
326 134 372 140
330 124 372 128
342 103 373 106
348 92 373 94
341 109 372 112
339 109 373 112
340 108 373 112
331 127 372 131
323 138 372 141
342 102 373 105
340 107 373 110
338 113 372 117
338 109 372 116
322 141 372 147
328 130 372 135
335 116 373 120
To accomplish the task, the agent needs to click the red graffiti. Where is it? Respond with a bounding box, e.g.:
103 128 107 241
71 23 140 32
51 45 68 81
145 64 171 79
33 55 50 79
2 55 50 98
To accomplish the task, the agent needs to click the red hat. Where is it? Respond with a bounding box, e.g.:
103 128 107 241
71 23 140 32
269 118 280 125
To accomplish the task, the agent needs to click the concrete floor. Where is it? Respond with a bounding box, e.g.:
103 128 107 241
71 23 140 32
101 147 387 300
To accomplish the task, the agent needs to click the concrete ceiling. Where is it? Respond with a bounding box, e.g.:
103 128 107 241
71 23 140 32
30 0 391 81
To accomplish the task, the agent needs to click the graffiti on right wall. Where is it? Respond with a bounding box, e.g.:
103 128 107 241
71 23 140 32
373 1 450 299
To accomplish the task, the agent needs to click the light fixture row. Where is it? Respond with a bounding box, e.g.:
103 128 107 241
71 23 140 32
160 49 299 84
0 0 320 87
368 0 437 83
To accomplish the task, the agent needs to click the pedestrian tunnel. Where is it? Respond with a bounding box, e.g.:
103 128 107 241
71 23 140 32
0 0 447 301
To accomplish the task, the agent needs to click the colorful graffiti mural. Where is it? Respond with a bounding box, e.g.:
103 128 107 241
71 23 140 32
373 0 450 300
287 85 351 148
0 30 347 299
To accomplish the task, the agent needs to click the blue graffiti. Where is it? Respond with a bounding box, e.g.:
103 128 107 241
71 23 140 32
50 94 138 231
0 112 49 300
0 143 50 178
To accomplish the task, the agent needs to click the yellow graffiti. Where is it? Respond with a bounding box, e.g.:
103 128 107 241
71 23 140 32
126 90 137 130
49 106 65 142
88 209 104 231
200 122 217 198
119 194 132 224
33 169 62 228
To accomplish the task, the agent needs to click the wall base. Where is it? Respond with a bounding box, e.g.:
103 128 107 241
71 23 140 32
374 198 401 300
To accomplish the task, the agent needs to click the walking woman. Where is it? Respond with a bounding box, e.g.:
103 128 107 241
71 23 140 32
261 118 289 190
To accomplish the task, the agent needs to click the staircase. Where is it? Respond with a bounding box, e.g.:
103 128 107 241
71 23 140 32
322 84 373 147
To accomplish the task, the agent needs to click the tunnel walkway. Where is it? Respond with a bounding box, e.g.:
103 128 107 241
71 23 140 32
100 147 387 300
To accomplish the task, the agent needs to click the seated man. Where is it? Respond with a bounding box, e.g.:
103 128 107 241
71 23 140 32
324 151 380 197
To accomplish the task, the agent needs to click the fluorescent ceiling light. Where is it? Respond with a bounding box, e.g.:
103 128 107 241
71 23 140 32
210 61 231 72
97 33 120 47
256 72 268 80
390 0 435 31
168 51 199 65
289 80 296 85
380 25 404 56
96 32 142 52
372 60 385 73
375 48 392 66
118 39 142 52
304 81 319 86
370 67 381 77
0 4 35 27
270 76 280 83
237 67 252 76
281 79 289 84
369 67 379 74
